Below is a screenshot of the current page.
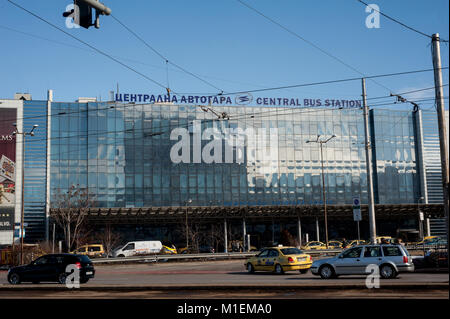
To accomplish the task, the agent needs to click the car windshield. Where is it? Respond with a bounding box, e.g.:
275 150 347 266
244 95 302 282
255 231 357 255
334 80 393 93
280 248 303 255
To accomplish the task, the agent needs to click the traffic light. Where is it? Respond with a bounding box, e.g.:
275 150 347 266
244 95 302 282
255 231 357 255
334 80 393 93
63 0 111 29
75 0 93 29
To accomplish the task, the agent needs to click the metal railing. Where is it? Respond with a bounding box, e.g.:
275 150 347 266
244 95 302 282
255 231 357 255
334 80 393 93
91 249 343 264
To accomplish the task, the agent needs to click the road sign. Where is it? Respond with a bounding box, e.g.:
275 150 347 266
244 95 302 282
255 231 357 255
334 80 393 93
14 228 25 238
353 196 362 221
419 212 424 221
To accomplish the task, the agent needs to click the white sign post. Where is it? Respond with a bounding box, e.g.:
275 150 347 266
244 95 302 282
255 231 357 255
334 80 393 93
353 196 362 240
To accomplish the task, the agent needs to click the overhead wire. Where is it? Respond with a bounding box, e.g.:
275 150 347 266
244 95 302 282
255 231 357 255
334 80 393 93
6 0 171 92
235 0 394 93
1 68 448 127
110 14 225 94
356 0 449 43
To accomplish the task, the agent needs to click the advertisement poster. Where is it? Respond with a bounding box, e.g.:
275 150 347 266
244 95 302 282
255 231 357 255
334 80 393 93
0 108 16 231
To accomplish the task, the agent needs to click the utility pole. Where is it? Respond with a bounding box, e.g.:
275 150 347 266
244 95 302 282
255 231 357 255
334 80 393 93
306 134 336 248
12 123 38 265
362 78 377 244
431 33 449 267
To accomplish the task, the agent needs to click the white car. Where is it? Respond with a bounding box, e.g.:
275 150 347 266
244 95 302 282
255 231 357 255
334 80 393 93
310 244 414 279
112 241 163 257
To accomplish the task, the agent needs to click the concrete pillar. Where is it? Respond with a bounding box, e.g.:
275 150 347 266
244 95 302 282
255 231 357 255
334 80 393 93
316 217 320 241
224 219 228 253
271 219 275 245
425 218 431 237
297 215 302 248
242 218 247 252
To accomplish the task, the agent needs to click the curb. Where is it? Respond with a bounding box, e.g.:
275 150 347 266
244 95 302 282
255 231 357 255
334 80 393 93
0 283 447 292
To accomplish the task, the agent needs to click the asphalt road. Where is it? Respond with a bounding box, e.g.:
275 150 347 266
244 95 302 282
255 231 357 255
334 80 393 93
0 259 447 287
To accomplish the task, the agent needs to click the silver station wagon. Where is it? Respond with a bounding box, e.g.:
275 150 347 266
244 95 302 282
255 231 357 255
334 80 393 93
311 244 414 279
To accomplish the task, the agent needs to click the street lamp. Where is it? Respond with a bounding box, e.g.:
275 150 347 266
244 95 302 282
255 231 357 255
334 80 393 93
417 196 425 241
185 199 192 250
306 134 336 249
12 123 38 265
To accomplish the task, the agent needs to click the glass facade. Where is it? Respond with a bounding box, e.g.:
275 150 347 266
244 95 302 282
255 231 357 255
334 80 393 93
23 100 48 242
49 103 423 209
371 109 420 204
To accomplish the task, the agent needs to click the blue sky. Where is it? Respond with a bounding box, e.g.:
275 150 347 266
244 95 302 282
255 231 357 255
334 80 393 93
0 0 448 110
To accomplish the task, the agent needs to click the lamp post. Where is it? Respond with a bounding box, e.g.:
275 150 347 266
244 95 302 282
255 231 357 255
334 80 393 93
417 196 425 241
185 199 192 250
306 134 336 249
12 123 38 265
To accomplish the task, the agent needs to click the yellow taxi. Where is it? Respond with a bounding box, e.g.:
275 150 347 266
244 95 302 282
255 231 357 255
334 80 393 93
301 241 326 250
414 236 440 246
71 244 106 258
160 245 177 254
245 246 312 274
375 236 394 244
344 240 367 248
328 240 343 249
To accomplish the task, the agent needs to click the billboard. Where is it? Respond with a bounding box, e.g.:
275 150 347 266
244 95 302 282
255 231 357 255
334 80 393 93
0 108 16 230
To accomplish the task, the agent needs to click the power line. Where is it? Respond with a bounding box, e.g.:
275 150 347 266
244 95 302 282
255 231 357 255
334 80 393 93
235 0 393 93
110 15 224 94
211 67 448 96
17 107 339 147
42 103 437 159
366 84 449 101
21 93 444 150
356 0 449 43
0 24 270 95
6 0 170 91
1 68 447 126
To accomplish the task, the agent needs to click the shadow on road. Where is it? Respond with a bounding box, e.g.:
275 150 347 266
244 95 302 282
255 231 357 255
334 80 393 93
227 271 299 276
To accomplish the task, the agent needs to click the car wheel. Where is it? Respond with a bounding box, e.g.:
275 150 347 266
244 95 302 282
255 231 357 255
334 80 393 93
117 254 125 258
299 269 308 274
247 263 254 273
319 265 335 279
58 273 68 284
80 278 89 284
8 273 21 285
275 264 284 275
380 264 396 279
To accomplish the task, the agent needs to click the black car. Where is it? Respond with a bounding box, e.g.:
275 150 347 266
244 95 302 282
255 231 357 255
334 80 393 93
7 254 95 284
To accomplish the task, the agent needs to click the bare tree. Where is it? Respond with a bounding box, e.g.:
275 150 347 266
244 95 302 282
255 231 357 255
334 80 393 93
176 219 203 252
51 185 95 252
210 222 225 253
96 224 122 257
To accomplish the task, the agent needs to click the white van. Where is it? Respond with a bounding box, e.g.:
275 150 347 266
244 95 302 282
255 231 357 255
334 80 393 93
112 241 163 257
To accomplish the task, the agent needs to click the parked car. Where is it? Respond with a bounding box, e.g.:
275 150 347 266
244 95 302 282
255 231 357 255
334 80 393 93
301 241 326 250
160 245 177 255
344 240 367 248
310 244 414 279
245 246 312 274
328 241 343 249
7 254 95 284
414 236 444 247
375 236 394 244
70 244 106 258
424 250 448 268
112 241 163 257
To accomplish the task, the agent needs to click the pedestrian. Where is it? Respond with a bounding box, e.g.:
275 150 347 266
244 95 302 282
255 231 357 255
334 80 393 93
342 238 348 248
